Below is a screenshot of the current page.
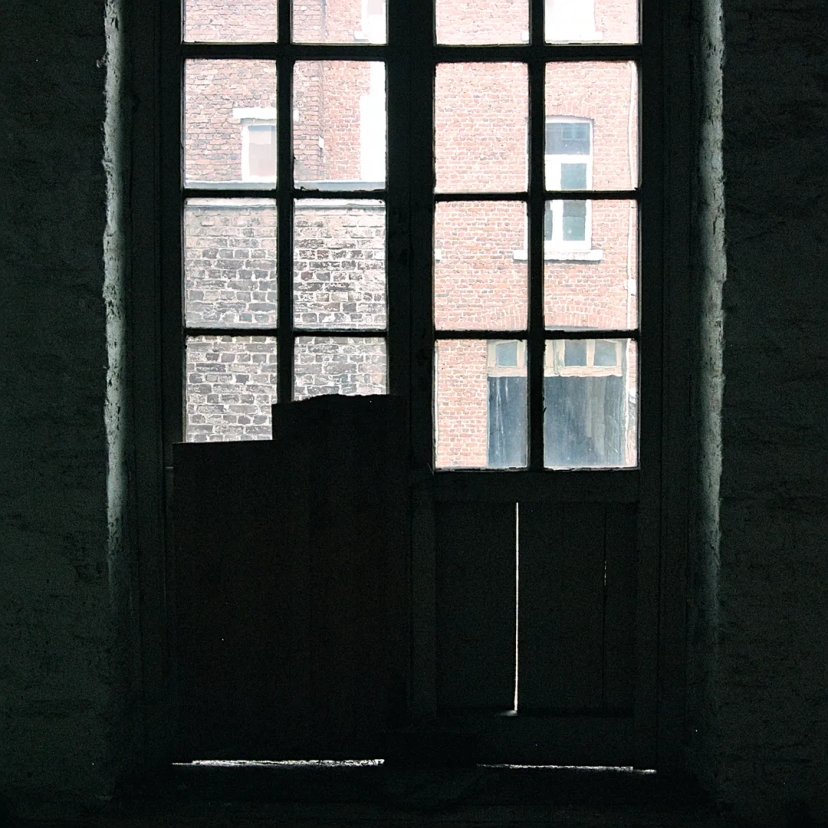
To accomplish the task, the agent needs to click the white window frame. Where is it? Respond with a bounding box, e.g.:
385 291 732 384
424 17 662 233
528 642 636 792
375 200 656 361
355 0 386 43
241 121 277 182
545 0 602 42
545 338 624 377
235 107 278 183
489 338 623 379
545 116 593 254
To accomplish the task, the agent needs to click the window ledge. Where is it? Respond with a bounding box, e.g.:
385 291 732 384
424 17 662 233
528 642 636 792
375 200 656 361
512 249 604 262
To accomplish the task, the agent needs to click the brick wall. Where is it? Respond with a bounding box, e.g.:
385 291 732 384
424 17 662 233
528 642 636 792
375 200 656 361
183 0 639 468
185 201 386 439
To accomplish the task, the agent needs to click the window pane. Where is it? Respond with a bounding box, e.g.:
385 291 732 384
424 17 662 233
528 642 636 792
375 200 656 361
544 200 638 330
294 337 387 399
246 125 276 179
546 63 638 191
294 201 386 330
184 0 277 42
546 0 639 44
435 63 528 193
294 62 385 189
434 202 527 331
185 199 278 328
186 336 278 442
544 339 637 468
435 340 527 469
184 60 277 187
436 0 528 45
293 0 386 43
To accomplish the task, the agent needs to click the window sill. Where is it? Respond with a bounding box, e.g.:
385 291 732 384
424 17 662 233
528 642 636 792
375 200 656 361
512 249 604 262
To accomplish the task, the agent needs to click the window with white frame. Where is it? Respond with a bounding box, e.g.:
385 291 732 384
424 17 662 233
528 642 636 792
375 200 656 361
487 338 632 468
356 0 386 42
546 0 601 42
545 118 592 252
235 107 278 183
242 122 277 182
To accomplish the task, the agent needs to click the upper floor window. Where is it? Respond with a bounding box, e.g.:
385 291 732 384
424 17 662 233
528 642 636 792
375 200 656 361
242 122 277 182
545 118 593 252
546 0 601 42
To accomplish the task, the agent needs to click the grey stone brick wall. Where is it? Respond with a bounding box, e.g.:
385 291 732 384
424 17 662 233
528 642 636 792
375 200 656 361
184 201 386 440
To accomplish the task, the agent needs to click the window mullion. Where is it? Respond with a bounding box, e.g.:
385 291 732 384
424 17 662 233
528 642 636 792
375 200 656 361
406 0 436 472
276 0 293 402
528 53 546 472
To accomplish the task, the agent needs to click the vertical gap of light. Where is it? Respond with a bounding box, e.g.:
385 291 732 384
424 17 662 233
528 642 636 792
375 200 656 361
514 501 520 712
601 505 608 709
276 0 293 403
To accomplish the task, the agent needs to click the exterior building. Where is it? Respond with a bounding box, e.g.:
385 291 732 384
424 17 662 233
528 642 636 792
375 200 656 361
182 0 639 470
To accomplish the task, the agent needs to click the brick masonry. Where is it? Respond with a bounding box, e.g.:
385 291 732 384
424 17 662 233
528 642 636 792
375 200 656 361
183 0 638 466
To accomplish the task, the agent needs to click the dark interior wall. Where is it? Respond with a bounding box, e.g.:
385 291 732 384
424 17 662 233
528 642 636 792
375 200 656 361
0 0 139 817
705 0 828 822
0 0 825 823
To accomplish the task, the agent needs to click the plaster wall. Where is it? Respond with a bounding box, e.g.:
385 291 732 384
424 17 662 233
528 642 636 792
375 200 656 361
707 0 828 822
0 0 139 816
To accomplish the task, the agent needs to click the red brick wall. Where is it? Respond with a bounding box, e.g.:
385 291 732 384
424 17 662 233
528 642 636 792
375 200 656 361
183 0 640 466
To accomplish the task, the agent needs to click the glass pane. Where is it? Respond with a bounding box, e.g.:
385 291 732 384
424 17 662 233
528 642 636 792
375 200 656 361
544 339 637 468
434 202 527 331
545 63 638 191
184 60 277 187
294 201 386 329
435 339 527 469
294 0 386 43
294 62 385 189
435 63 528 193
185 199 278 328
544 200 638 330
186 336 278 442
546 0 639 44
437 0 528 44
294 337 387 399
184 0 277 42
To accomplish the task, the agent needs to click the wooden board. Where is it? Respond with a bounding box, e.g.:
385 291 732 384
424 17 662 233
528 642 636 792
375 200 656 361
518 503 605 713
435 502 517 712
174 395 408 759
603 503 638 712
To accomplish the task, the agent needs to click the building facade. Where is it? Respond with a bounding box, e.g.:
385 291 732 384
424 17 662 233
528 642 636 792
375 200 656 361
182 0 639 470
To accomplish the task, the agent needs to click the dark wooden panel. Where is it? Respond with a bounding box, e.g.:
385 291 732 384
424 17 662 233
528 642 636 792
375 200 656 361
174 395 408 759
457 712 637 766
603 503 638 712
518 503 605 713
436 502 516 712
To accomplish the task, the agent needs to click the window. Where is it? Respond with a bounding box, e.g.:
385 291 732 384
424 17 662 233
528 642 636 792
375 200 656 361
546 0 601 42
242 122 277 182
545 118 593 253
485 338 635 468
356 0 386 42
173 0 643 469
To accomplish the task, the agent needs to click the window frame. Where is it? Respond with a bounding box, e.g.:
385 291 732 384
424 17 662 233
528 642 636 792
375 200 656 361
163 0 658 479
544 116 593 254
240 119 278 182
140 0 693 772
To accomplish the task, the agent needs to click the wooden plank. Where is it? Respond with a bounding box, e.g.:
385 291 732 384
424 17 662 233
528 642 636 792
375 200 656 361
451 712 637 767
174 395 408 759
427 469 639 503
436 502 516 712
603 504 638 713
518 503 605 713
